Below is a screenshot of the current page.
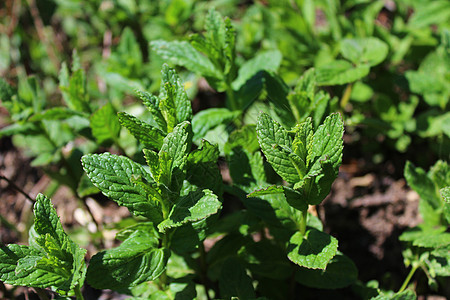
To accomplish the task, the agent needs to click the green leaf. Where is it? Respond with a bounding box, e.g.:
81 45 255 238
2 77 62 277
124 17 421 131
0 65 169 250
137 90 167 132
371 289 417 300
151 40 221 78
219 257 256 300
263 72 296 128
90 103 121 145
159 64 193 130
81 153 163 223
404 161 442 227
186 140 223 196
59 68 90 113
340 37 388 67
192 108 240 142
411 232 450 248
86 231 168 290
118 112 165 150
287 228 338 269
0 195 87 293
158 189 221 232
256 113 299 183
29 107 86 122
295 253 358 289
315 60 370 86
160 121 192 172
232 50 282 90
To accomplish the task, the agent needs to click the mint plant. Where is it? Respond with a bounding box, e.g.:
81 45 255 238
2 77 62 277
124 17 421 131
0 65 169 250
247 112 348 269
0 194 86 299
398 161 450 292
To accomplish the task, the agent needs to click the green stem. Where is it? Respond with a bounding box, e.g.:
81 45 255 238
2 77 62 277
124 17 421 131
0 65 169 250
398 264 419 293
226 84 238 112
340 83 353 110
159 233 169 289
299 208 308 237
73 285 84 300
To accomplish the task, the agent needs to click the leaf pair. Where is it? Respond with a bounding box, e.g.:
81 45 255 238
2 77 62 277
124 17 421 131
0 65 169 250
118 64 193 149
251 112 344 207
151 9 236 92
0 194 86 295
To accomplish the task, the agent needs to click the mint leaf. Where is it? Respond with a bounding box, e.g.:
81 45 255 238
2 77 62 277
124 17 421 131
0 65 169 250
81 153 163 223
192 108 240 142
0 194 87 293
151 40 221 78
232 50 282 90
404 161 442 227
137 90 167 132
295 253 358 289
159 64 193 125
118 112 165 149
315 60 370 86
219 257 256 300
59 67 90 113
287 228 338 269
371 289 417 300
340 37 388 67
29 107 86 122
86 231 168 290
158 189 221 232
160 121 192 173
90 103 121 145
256 113 299 183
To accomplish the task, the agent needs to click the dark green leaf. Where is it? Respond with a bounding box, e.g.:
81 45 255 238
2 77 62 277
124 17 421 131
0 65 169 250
81 153 163 222
295 253 358 289
86 231 168 290
287 228 338 269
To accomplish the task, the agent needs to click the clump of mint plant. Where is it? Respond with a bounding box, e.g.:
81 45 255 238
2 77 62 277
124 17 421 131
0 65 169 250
0 194 87 299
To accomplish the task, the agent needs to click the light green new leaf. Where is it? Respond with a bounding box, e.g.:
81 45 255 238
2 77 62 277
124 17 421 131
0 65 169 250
287 228 338 269
307 113 344 177
295 253 358 289
160 121 192 172
340 37 388 67
137 90 167 131
118 112 165 150
159 64 193 125
59 67 90 113
86 231 168 290
151 40 221 78
232 50 282 90
192 108 240 142
81 153 163 223
315 60 370 86
256 113 299 183
158 189 221 232
90 103 121 145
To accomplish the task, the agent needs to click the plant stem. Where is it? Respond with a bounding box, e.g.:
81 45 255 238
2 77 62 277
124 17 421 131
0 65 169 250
0 174 35 203
340 83 353 110
74 285 85 300
226 85 238 112
299 208 308 237
398 264 418 293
